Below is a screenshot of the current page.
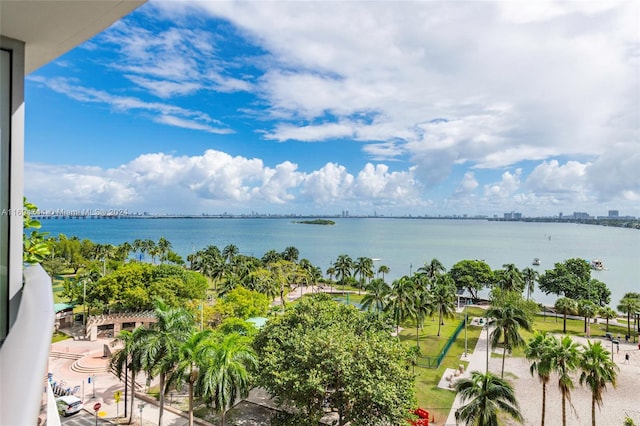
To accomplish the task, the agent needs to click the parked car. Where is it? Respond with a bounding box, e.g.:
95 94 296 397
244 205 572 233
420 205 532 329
56 395 83 416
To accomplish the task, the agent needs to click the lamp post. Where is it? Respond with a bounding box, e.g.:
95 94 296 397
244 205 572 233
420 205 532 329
464 302 468 358
611 339 619 361
82 279 87 329
138 402 145 425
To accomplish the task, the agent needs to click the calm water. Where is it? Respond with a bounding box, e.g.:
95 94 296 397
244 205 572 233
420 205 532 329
40 217 639 306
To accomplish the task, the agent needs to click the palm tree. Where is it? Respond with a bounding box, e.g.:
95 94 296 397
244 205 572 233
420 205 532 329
281 246 299 263
361 278 389 313
525 332 556 426
412 282 434 347
522 267 538 300
579 340 618 426
222 244 239 264
598 306 617 332
354 256 374 293
385 276 416 336
555 297 577 334
157 237 172 264
138 302 195 426
500 264 524 293
487 302 532 378
110 327 147 424
166 329 213 426
377 264 390 281
417 258 446 280
433 275 456 337
551 335 581 426
334 254 353 287
196 333 258 426
577 299 597 336
617 296 640 340
454 370 523 426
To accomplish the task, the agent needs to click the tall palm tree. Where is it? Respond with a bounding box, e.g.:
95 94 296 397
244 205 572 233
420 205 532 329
577 300 597 335
110 327 147 424
551 335 581 426
525 332 556 426
281 246 299 263
196 333 258 426
417 258 446 280
433 275 456 337
157 237 172 264
598 306 617 332
487 302 532 378
138 302 195 426
500 264 524 293
361 278 389 313
579 340 618 426
617 296 640 340
334 254 353 287
354 256 374 293
377 264 390 281
522 267 538 300
412 282 434 347
454 370 523 426
385 276 416 336
222 244 239 264
555 297 577 334
166 329 213 426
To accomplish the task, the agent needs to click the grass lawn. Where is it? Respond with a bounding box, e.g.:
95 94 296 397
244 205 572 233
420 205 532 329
396 307 485 423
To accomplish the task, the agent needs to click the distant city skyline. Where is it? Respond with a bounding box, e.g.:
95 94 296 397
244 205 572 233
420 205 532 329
24 1 639 217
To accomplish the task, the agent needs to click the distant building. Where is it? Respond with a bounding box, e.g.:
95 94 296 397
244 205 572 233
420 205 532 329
573 212 590 220
503 211 522 220
608 210 619 217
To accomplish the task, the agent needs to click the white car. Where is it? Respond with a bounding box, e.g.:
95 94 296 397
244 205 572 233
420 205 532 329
56 395 83 416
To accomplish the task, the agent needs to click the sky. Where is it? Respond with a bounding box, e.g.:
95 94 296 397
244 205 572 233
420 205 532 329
24 1 640 217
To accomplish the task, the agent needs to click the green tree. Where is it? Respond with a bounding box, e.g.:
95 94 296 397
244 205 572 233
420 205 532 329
433 275 456 336
551 335 581 426
539 258 592 300
354 256 374 292
454 370 523 426
554 297 577 334
254 295 415 425
195 333 257 426
450 260 493 302
525 332 556 426
598 306 617 332
110 326 147 424
577 299 597 335
334 254 354 286
522 267 538 301
385 276 416 336
617 295 640 340
500 264 524 293
579 340 618 426
166 329 213 426
417 258 446 280
487 302 532 378
138 302 194 426
281 246 299 262
377 264 390 281
361 278 389 313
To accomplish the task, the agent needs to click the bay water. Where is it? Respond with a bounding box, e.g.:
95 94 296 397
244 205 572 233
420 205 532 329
39 217 639 307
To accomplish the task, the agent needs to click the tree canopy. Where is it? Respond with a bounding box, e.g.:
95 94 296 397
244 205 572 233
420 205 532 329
87 263 207 311
253 294 415 426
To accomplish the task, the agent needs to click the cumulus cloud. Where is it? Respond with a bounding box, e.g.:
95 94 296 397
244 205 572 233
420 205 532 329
484 169 522 199
454 172 479 197
25 151 425 213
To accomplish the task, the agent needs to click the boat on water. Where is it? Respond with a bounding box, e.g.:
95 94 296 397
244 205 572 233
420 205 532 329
590 258 604 270
532 258 540 266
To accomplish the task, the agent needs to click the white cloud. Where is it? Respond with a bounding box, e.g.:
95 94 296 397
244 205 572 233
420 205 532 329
25 151 426 213
454 172 479 197
484 169 522 199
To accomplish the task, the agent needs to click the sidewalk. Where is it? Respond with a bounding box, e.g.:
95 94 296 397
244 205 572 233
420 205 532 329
49 338 189 426
443 325 492 426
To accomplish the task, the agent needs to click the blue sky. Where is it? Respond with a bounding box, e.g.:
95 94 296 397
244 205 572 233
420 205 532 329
24 1 639 217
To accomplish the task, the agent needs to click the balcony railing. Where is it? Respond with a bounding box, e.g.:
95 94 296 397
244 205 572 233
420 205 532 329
0 264 54 426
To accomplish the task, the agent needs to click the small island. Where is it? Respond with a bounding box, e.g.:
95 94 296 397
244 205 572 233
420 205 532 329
293 219 336 225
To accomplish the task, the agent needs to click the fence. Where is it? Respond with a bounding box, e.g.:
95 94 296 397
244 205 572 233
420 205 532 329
420 319 466 369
